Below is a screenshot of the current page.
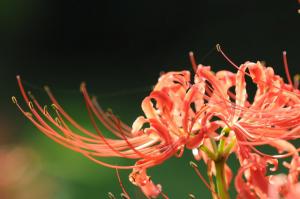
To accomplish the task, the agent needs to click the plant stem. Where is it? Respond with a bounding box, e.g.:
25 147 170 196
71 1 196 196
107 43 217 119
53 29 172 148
215 158 230 199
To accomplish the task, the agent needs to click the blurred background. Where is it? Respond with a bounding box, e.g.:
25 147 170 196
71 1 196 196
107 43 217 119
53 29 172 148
0 0 299 198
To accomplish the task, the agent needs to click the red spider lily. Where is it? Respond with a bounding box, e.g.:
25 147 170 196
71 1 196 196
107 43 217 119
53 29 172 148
13 68 210 198
235 140 300 199
197 47 300 198
14 77 167 198
14 47 300 198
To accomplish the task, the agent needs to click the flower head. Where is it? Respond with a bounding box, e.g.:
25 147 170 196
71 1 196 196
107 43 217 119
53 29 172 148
14 47 300 198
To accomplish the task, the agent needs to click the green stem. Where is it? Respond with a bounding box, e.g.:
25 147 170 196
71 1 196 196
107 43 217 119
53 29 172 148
223 137 236 156
215 159 230 199
199 145 217 160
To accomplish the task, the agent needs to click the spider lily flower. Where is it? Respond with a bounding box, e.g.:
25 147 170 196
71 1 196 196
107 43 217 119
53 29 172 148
13 48 300 198
13 70 209 198
195 59 300 153
14 76 171 198
235 140 300 199
190 55 299 197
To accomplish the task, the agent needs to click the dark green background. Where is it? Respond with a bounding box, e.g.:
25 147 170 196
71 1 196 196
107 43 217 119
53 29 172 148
0 1 299 198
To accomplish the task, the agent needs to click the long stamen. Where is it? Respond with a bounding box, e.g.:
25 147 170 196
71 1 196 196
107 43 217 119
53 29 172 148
189 161 218 196
115 169 131 199
189 51 198 72
44 85 101 139
216 44 240 70
93 97 132 136
216 45 300 97
81 82 132 138
282 51 293 86
84 98 135 159
160 192 170 199
112 116 153 160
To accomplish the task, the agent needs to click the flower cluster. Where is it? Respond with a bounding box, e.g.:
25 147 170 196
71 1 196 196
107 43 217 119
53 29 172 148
14 47 300 198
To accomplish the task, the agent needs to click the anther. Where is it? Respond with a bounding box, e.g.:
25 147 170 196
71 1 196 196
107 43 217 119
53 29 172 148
80 82 86 92
44 85 50 92
216 44 221 52
43 105 48 115
107 192 116 199
188 194 196 199
28 101 34 109
51 104 58 110
189 161 198 168
120 193 129 199
55 117 61 125
12 96 17 104
25 112 32 117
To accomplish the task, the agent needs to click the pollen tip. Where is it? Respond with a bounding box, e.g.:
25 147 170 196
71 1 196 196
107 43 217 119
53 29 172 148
28 101 34 109
44 85 50 92
283 50 287 55
188 193 196 199
216 43 221 52
189 161 198 168
11 96 17 104
16 75 20 79
107 192 116 199
80 82 86 92
55 117 61 125
25 112 32 117
189 51 194 56
51 103 58 110
120 193 129 199
43 105 48 114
